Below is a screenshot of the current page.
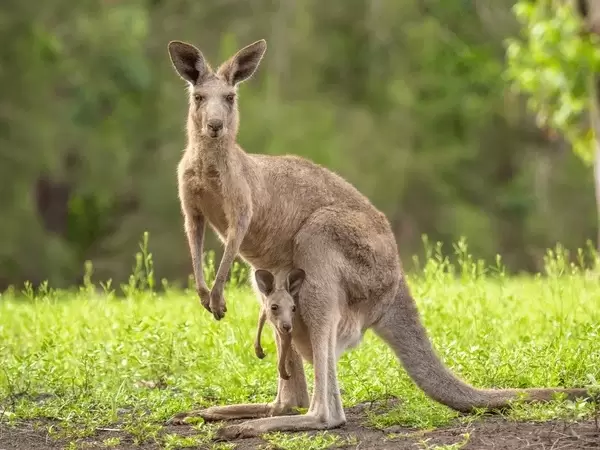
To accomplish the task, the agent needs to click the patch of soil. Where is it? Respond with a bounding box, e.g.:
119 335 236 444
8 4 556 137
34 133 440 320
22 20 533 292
0 420 60 450
1 405 598 450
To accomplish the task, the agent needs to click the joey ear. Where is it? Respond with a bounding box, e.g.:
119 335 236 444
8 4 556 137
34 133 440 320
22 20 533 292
286 268 306 298
167 40 210 85
255 269 275 296
217 39 267 86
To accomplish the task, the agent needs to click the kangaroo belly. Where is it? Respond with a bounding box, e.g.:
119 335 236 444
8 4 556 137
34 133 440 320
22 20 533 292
335 315 364 360
239 219 297 270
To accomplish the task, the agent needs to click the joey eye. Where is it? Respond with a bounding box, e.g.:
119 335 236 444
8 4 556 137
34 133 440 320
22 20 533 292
291 305 296 312
225 94 235 103
270 304 278 311
194 94 204 102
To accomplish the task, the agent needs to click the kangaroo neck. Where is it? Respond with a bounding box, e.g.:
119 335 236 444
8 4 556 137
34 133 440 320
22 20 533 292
188 133 239 170
186 114 240 165
197 136 234 163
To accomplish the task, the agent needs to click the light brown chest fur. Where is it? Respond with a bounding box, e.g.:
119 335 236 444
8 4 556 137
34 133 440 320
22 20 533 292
179 156 229 239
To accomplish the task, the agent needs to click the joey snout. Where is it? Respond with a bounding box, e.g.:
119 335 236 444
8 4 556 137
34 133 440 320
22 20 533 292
279 322 292 334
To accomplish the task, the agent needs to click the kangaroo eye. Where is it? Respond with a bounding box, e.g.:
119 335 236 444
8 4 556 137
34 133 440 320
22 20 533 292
291 305 296 312
271 304 278 311
225 94 235 103
194 94 204 102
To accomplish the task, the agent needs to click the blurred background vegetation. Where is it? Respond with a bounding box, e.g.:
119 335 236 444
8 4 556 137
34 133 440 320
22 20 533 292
2 0 600 290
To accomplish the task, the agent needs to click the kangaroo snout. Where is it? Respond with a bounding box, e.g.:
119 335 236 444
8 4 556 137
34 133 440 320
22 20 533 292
207 119 224 137
280 322 292 333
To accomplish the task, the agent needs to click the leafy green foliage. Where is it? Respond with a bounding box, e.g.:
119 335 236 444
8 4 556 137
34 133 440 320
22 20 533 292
2 0 600 288
505 0 600 161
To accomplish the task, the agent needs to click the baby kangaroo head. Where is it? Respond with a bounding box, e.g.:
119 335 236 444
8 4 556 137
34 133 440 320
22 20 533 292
167 39 267 140
255 268 306 335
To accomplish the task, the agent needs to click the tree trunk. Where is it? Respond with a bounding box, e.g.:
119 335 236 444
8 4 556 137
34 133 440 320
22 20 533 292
589 70 600 250
589 48 600 251
593 103 600 250
578 0 600 250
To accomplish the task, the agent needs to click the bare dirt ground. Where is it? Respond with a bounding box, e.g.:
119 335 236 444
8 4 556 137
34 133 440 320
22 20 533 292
1 404 598 450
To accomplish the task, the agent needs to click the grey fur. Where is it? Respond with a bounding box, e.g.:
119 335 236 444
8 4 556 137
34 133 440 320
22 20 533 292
166 39 591 439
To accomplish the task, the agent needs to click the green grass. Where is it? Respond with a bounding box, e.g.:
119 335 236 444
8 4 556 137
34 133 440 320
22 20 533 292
263 431 357 450
0 238 599 448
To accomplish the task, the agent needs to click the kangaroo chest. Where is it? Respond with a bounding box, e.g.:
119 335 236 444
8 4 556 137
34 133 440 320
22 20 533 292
182 166 229 239
180 156 295 269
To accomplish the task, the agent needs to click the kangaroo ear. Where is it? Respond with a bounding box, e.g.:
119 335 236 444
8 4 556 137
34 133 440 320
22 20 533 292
217 39 266 86
255 269 275 296
167 41 210 85
286 268 306 298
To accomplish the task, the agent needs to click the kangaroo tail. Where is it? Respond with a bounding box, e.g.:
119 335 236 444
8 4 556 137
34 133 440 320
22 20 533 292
372 280 589 413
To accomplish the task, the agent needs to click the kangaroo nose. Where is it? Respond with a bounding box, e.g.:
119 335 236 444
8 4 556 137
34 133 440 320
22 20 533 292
207 119 223 132
281 323 292 333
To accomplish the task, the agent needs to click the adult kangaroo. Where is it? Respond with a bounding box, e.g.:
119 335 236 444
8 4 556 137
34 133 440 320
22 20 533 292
166 38 590 439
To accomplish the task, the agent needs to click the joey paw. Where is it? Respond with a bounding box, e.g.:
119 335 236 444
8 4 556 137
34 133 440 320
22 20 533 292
209 289 227 320
255 347 266 359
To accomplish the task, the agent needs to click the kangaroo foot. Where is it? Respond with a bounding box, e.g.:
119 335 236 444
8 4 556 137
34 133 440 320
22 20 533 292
168 403 273 425
215 412 346 440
